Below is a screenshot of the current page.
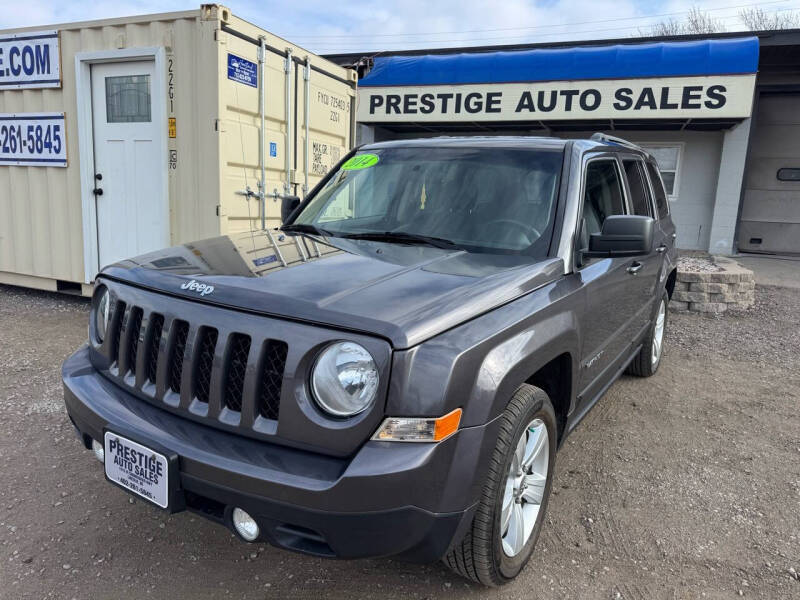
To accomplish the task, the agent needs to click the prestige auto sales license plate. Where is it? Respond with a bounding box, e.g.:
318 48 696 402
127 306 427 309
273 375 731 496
104 432 169 509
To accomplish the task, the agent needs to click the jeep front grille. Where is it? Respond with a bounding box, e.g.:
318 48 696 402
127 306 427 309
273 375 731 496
223 334 251 412
168 320 189 394
194 327 218 404
107 301 287 433
258 340 288 421
146 314 164 385
126 307 144 373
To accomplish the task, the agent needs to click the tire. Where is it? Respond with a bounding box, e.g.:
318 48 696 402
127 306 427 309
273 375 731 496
443 384 557 586
626 289 668 377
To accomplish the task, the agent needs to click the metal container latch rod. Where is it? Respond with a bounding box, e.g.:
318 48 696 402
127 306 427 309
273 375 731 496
258 36 268 230
303 57 311 198
284 48 293 196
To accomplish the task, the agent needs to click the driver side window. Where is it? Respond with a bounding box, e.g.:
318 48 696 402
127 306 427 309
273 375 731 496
580 159 626 250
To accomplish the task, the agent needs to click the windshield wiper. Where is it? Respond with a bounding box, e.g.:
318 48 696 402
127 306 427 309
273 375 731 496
280 223 334 237
341 230 463 250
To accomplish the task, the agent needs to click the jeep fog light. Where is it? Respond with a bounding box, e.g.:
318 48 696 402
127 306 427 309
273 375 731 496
232 508 260 542
371 408 462 442
91 439 104 462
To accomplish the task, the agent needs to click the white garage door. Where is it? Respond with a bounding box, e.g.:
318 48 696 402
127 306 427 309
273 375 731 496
738 93 800 254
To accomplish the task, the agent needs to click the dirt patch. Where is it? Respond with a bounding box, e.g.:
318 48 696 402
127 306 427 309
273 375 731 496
0 283 799 599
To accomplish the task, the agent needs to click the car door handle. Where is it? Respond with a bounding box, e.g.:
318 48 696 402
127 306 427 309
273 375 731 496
627 261 643 274
656 245 667 253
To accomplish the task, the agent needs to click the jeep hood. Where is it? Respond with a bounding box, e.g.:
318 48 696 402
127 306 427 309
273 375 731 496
100 231 563 349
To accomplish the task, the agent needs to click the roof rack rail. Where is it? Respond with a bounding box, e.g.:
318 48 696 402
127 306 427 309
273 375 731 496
589 133 641 150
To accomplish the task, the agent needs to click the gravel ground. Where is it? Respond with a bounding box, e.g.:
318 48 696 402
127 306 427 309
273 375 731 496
1 283 799 599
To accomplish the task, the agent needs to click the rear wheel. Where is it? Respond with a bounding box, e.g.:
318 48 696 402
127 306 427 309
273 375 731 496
443 384 556 586
626 289 668 377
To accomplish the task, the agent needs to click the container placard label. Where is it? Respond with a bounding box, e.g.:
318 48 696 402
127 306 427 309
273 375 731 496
227 53 257 88
0 30 60 89
0 113 67 167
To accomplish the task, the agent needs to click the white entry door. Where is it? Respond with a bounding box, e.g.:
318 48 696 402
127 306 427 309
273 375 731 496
91 60 168 269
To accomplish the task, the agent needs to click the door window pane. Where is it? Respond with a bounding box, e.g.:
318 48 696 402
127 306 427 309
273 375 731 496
623 160 652 217
106 75 151 123
581 160 625 249
646 163 670 218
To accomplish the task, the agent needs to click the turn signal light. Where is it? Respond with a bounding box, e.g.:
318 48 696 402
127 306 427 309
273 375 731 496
371 408 462 442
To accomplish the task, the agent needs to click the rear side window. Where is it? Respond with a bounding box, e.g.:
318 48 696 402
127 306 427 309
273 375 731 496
623 160 652 217
646 162 670 219
580 160 625 249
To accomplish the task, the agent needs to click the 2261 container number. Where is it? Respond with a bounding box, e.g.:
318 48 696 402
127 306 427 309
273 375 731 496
0 123 62 155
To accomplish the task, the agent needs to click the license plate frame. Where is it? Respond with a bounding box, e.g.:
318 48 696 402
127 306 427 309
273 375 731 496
103 429 183 512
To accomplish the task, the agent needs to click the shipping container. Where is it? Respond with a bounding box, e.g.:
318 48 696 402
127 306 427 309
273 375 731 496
0 4 357 294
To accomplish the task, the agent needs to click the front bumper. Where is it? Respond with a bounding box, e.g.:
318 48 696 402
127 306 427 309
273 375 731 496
63 346 498 562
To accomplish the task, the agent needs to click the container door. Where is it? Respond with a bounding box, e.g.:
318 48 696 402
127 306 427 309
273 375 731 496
297 63 353 198
91 60 168 269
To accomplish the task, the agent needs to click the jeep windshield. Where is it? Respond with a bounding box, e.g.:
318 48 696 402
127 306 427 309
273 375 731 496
289 146 563 255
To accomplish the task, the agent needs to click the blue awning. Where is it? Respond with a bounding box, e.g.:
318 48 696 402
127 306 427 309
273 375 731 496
359 37 759 87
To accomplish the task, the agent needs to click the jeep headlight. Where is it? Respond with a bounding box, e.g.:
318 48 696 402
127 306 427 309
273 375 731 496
311 342 379 417
94 286 111 343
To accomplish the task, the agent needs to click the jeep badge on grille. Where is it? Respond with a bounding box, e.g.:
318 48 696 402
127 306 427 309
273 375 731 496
180 279 215 296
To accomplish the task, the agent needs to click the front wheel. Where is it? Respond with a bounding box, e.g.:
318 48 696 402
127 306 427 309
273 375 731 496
626 289 668 377
443 384 556 586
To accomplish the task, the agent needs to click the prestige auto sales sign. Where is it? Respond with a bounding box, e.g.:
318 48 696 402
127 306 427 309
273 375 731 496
357 75 756 123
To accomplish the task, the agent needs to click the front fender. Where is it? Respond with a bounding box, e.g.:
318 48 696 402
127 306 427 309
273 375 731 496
386 275 581 428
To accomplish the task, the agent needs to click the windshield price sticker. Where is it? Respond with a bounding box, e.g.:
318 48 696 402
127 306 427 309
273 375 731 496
0 113 66 167
342 153 379 170
104 432 169 509
0 30 60 89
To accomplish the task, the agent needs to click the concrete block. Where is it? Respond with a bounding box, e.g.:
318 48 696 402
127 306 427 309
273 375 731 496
677 271 705 283
669 300 689 311
676 291 711 303
690 302 728 313
739 280 755 290
674 281 689 292
705 271 741 284
690 282 730 293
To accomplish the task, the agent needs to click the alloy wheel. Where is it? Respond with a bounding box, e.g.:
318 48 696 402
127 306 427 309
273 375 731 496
501 418 549 557
651 299 666 366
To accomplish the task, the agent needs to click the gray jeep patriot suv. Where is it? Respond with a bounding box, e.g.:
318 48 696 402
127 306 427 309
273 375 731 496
63 134 677 586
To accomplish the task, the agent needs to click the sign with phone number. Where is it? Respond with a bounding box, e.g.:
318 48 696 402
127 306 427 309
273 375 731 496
0 113 66 167
0 30 61 89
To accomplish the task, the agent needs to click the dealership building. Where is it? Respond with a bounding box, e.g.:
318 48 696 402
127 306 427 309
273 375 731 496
327 30 800 255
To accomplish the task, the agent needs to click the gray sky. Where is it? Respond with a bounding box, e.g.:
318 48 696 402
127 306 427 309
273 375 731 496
3 0 800 54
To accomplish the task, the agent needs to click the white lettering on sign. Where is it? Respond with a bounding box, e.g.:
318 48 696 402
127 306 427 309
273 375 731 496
0 30 60 89
357 75 756 123
0 113 66 167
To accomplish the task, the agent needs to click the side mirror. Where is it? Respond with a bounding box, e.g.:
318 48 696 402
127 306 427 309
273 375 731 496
585 215 654 257
281 195 301 224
